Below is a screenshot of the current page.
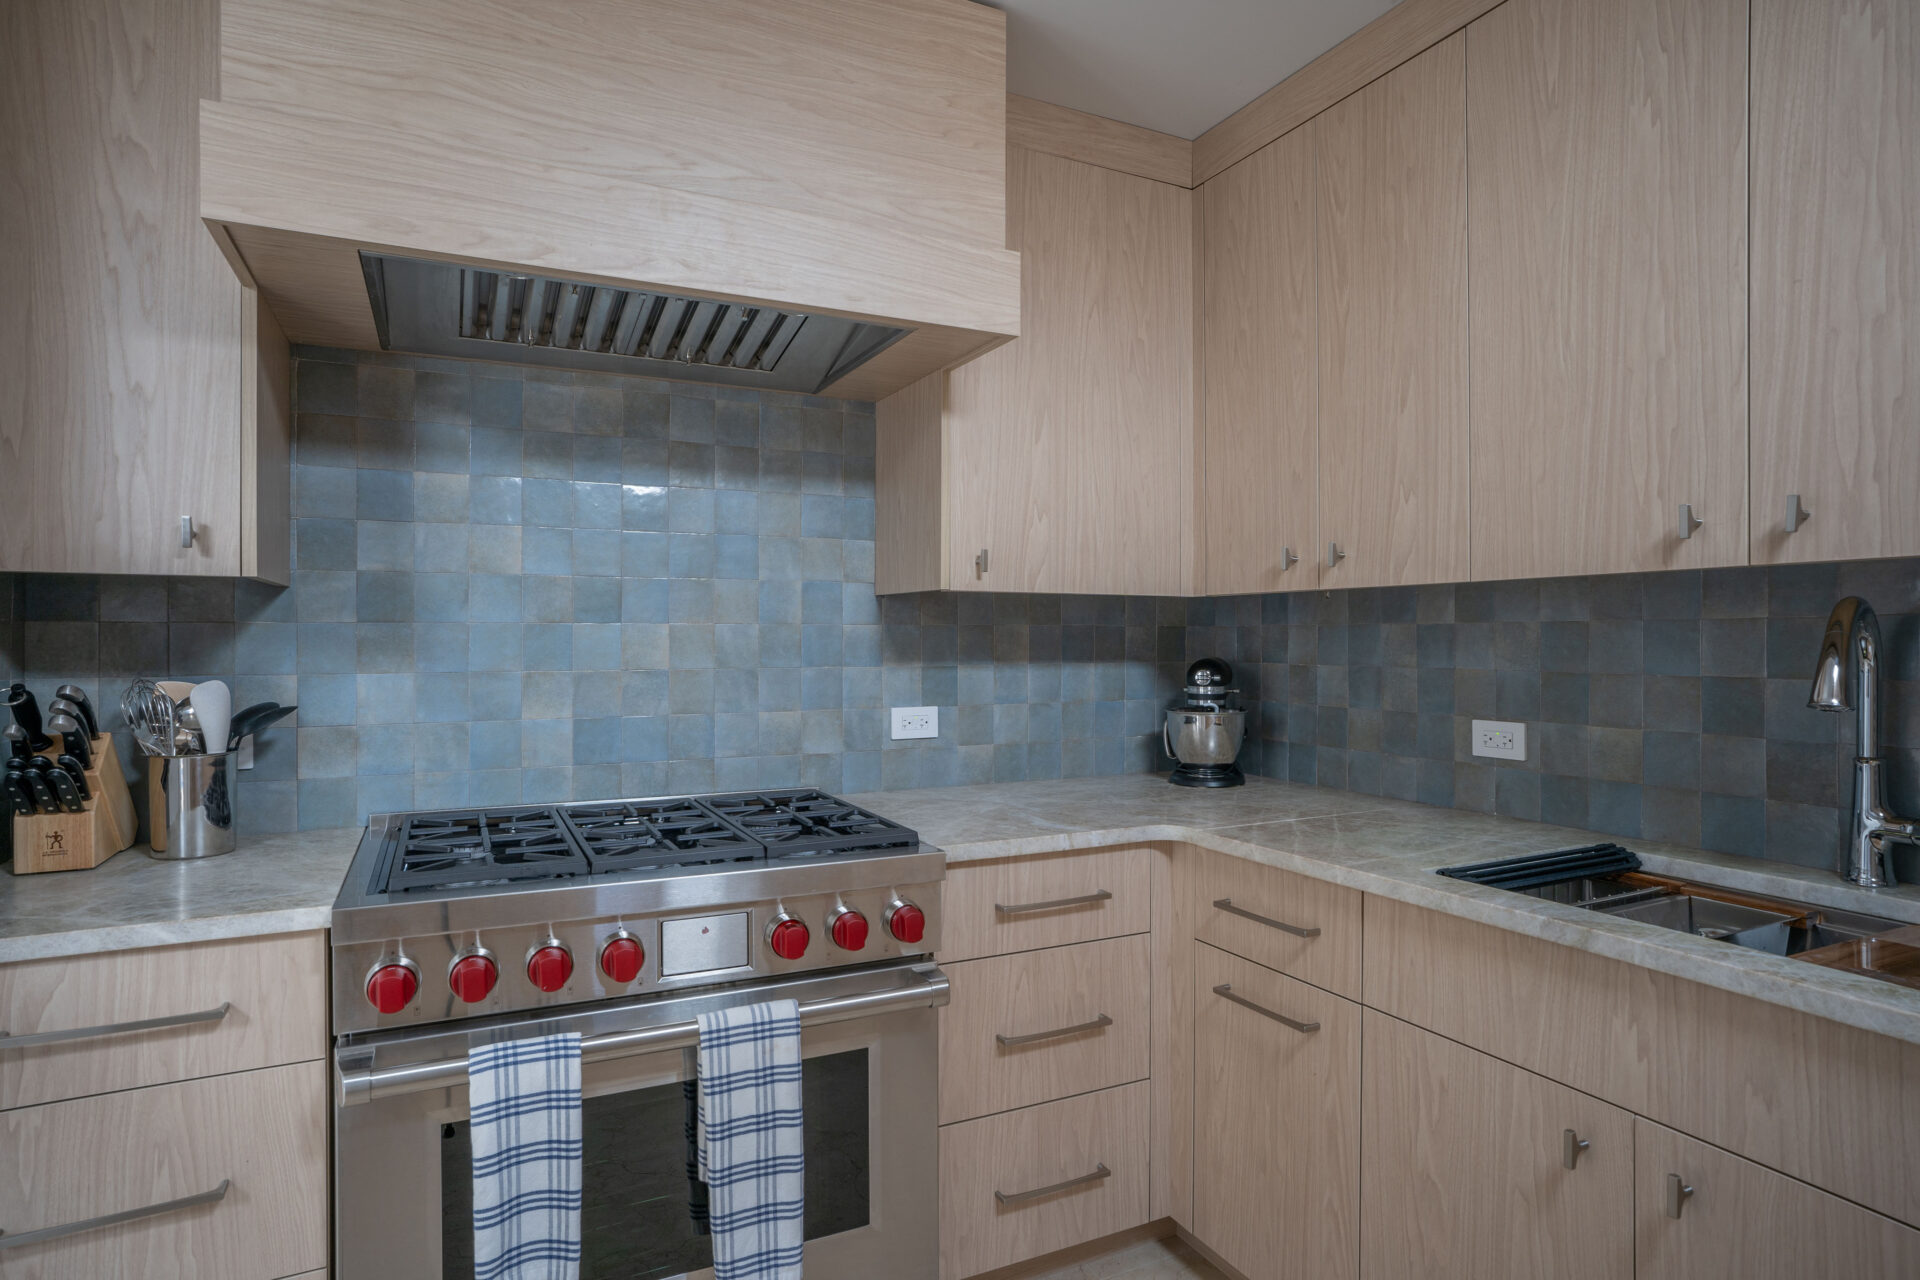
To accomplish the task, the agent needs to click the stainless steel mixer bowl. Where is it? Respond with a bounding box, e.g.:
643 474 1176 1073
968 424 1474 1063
1164 708 1246 765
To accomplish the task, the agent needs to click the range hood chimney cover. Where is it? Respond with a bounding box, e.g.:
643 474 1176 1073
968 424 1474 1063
361 253 908 395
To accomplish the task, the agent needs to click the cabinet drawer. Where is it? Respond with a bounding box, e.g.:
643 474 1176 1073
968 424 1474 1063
0 1059 328 1280
939 934 1149 1124
0 932 328 1110
940 847 1151 963
939 1080 1149 1280
1195 851 1361 997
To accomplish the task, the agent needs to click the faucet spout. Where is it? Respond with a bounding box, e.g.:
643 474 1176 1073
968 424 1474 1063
1810 597 1913 887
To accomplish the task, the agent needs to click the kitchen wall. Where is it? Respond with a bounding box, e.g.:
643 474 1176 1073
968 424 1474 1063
0 350 1188 837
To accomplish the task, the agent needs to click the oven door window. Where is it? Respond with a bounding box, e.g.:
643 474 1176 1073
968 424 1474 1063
440 1048 870 1279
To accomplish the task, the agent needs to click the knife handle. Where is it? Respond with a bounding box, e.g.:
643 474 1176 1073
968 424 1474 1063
55 756 92 801
3 774 33 817
45 769 84 814
20 770 56 815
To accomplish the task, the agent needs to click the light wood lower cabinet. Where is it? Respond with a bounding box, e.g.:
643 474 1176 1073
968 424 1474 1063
0 1060 329 1280
1360 1010 1633 1280
939 847 1152 963
1634 1120 1920 1279
1191 943 1359 1280
939 1081 1149 1280
1193 850 1362 999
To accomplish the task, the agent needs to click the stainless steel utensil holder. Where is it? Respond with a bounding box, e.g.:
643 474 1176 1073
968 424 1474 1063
147 753 236 860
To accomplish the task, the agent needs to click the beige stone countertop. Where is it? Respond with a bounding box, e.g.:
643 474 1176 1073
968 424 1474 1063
846 775 1920 1047
0 827 363 965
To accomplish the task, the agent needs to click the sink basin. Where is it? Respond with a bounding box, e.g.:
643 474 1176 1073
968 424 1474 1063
1594 893 1797 954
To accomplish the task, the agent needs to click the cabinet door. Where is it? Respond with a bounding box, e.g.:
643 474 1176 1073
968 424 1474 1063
946 146 1196 596
1467 0 1748 580
1635 1119 1920 1278
1750 0 1920 563
1191 943 1359 1280
1199 126 1319 595
1360 1010 1633 1280
1316 34 1470 590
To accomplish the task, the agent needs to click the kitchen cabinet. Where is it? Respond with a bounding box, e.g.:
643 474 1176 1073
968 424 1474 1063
1465 0 1748 580
1198 126 1320 596
1191 943 1359 1280
1315 34 1470 591
1361 1010 1633 1280
1749 0 1920 564
879 144 1198 596
0 0 290 582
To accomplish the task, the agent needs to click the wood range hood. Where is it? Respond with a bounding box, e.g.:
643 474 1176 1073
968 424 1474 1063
198 0 1022 402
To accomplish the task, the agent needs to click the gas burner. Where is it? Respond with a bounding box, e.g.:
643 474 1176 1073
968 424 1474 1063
701 789 917 857
384 808 589 892
562 798 762 872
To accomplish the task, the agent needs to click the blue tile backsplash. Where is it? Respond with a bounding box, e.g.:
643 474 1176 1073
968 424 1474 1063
1 346 1916 875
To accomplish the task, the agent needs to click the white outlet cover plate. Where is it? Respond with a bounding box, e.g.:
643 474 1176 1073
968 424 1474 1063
1471 719 1527 761
890 706 939 741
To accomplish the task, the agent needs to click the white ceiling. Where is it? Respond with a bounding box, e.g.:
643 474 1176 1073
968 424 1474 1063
989 0 1401 140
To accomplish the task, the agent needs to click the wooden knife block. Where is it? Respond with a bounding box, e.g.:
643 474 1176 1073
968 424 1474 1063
10 733 137 874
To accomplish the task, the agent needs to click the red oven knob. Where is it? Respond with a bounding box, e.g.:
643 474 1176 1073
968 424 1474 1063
527 943 574 993
768 915 810 961
448 952 498 1004
600 933 644 984
830 908 869 952
365 961 419 1014
887 901 926 944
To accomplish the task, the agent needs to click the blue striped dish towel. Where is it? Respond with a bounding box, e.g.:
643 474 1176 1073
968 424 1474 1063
468 1033 583 1280
696 999 805 1280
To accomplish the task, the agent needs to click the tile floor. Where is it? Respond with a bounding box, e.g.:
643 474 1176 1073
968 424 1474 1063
1023 1236 1224 1279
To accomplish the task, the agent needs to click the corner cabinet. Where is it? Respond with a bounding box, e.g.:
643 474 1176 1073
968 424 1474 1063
0 0 290 582
876 145 1198 597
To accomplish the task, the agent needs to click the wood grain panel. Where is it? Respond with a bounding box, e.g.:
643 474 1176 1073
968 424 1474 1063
0 0 245 576
1362 895 1920 1229
1198 126 1320 596
940 847 1151 963
939 1081 1150 1280
946 147 1197 597
1193 0 1507 184
1634 1119 1920 1279
1750 0 1920 563
0 932 328 1111
1193 849 1362 998
1007 95 1192 187
1149 845 1198 1229
0 1061 328 1280
1467 0 1749 580
875 371 947 595
938 934 1150 1125
1191 944 1359 1280
1316 35 1469 590
1361 1010 1634 1280
240 290 291 585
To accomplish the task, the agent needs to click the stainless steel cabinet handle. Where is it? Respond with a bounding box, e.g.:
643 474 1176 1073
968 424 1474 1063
996 1013 1113 1048
994 889 1113 916
1281 546 1299 571
994 1163 1111 1206
1213 898 1321 939
1563 1128 1591 1170
1327 541 1346 568
974 549 989 578
1678 504 1704 540
1786 493 1811 533
179 515 196 548
0 1002 231 1052
0 1179 230 1250
1664 1173 1694 1219
1213 983 1319 1034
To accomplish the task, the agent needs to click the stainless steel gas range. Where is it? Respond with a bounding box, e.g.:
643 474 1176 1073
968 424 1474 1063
329 789 948 1280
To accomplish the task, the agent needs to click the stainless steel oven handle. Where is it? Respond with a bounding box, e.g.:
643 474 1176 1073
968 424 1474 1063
339 965 950 1107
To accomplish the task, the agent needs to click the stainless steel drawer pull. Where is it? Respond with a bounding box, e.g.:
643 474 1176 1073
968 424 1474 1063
1664 1173 1694 1219
1563 1128 1591 1170
1213 898 1321 939
0 1002 231 1052
994 889 1113 916
0 1179 230 1250
1213 983 1319 1034
994 1163 1111 1207
996 1013 1113 1048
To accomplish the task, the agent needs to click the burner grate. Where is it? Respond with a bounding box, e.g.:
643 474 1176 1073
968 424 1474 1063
562 798 763 872
384 808 589 892
699 789 918 857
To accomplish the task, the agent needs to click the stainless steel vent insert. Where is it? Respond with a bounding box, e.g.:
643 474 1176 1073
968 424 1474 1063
361 253 909 395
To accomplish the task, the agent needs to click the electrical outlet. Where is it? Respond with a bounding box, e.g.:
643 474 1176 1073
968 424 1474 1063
1471 719 1527 762
890 706 938 741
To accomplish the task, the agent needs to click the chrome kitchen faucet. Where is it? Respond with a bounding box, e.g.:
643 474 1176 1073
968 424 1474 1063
1808 597 1919 887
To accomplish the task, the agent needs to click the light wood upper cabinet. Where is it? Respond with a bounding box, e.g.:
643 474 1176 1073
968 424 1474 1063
1199 126 1320 596
879 145 1198 596
0 0 289 581
1750 0 1920 564
1316 34 1470 591
1466 0 1748 581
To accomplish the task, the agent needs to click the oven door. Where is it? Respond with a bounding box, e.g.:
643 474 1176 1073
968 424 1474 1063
334 962 945 1280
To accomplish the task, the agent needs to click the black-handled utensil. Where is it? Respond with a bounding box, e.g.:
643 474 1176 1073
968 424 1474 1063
5 685 51 753
3 773 33 817
45 768 84 814
226 702 296 751
47 697 85 741
54 684 98 739
20 769 56 815
47 714 91 772
54 754 92 801
3 724 26 759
